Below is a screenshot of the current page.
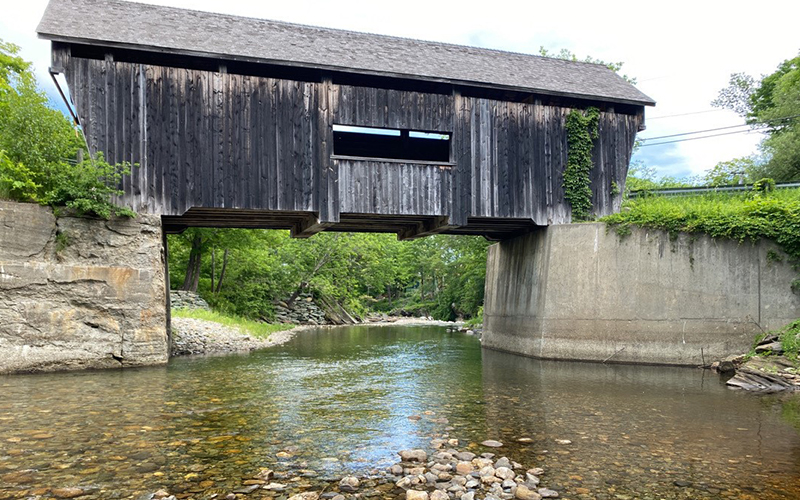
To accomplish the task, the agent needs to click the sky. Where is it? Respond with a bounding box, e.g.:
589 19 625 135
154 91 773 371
1 0 798 180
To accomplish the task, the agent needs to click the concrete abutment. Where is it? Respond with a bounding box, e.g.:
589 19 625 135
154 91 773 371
483 223 800 366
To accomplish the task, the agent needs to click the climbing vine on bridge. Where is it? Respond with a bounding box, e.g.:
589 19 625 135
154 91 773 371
564 107 600 221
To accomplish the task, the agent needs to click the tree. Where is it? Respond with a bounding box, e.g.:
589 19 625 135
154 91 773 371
712 53 800 181
0 38 132 217
538 46 636 84
702 156 764 186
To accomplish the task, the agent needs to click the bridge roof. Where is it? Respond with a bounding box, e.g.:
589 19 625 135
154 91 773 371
37 0 655 107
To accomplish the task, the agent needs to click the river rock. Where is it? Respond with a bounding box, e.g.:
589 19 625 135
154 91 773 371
525 473 540 486
456 451 476 461
461 493 475 500
430 490 449 500
263 482 288 491
482 440 503 448
52 488 86 499
234 485 261 494
514 485 541 500
494 457 511 469
288 493 320 500
456 461 474 475
255 468 274 480
339 476 360 492
495 467 515 480
537 488 558 498
389 464 405 475
406 490 429 500
399 449 428 462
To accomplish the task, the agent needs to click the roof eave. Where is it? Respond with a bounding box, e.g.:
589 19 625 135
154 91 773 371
38 32 656 108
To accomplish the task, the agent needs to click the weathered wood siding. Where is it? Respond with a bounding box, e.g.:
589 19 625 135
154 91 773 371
67 56 322 215
337 160 451 216
61 50 641 229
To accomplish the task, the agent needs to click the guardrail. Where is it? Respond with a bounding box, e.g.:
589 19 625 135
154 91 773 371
628 182 800 198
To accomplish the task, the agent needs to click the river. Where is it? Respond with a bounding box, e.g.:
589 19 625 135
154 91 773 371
1 325 800 499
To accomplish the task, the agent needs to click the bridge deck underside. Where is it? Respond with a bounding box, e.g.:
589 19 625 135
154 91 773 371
161 208 537 240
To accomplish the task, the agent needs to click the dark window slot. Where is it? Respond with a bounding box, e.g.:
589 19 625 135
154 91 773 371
333 125 450 162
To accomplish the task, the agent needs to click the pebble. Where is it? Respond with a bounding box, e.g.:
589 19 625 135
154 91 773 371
514 486 542 500
263 482 288 491
399 449 428 462
171 317 295 356
51 488 86 499
456 462 474 475
430 490 449 500
288 493 320 500
233 485 260 494
456 451 476 461
537 488 559 498
482 440 504 447
406 490 429 500
339 476 360 492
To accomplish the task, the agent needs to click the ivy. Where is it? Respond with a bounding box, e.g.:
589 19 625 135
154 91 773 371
564 107 600 221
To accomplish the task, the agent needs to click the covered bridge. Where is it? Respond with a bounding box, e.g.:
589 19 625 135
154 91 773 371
37 0 654 239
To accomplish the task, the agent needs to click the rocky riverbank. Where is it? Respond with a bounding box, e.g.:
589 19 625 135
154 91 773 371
143 440 556 500
170 316 461 357
716 328 800 392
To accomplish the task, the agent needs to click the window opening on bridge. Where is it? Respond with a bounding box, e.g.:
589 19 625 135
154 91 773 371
333 124 451 162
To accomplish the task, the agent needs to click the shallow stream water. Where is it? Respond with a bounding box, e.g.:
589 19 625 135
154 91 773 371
2 325 800 499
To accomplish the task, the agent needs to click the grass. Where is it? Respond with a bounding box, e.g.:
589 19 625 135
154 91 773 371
171 308 294 339
602 189 800 269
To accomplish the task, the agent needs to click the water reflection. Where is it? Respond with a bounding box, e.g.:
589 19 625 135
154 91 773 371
1 326 800 499
477 350 800 498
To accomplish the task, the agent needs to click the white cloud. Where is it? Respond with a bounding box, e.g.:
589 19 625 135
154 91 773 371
2 0 798 179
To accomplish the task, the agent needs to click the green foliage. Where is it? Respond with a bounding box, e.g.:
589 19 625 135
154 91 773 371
538 47 636 84
464 306 483 329
171 308 294 339
779 319 800 360
767 249 784 264
753 177 776 193
712 53 800 181
0 38 132 218
55 230 70 254
168 230 490 322
602 190 800 281
564 107 599 220
624 158 702 197
703 157 763 187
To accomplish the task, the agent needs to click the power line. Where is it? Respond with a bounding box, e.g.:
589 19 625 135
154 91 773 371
639 129 761 147
641 123 753 141
638 113 800 142
648 109 724 120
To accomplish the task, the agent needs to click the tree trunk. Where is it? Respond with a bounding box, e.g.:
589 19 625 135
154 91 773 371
181 234 202 292
215 248 229 294
211 248 216 293
286 282 308 309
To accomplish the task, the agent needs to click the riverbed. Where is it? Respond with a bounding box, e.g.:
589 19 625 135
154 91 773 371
2 325 800 499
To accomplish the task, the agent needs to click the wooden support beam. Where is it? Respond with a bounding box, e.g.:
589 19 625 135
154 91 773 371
291 214 335 238
397 216 458 241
